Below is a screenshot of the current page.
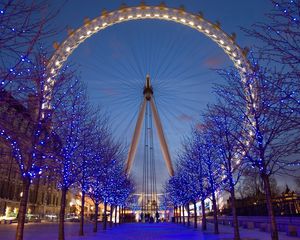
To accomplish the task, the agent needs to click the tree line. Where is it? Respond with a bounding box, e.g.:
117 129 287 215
165 1 300 240
0 1 135 240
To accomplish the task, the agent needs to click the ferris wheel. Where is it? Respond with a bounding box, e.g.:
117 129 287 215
44 3 251 213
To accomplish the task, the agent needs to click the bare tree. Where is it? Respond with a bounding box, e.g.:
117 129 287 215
236 2 300 238
100 139 124 231
76 109 108 236
87 126 130 232
216 65 299 240
51 79 91 240
0 2 66 239
203 103 246 240
244 0 300 73
179 134 208 230
196 128 221 234
0 49 74 240
0 0 61 92
238 168 280 200
244 0 300 140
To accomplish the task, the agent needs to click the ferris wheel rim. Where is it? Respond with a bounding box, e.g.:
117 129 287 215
43 3 251 110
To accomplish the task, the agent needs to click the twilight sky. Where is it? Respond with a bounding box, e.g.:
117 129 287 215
50 0 273 192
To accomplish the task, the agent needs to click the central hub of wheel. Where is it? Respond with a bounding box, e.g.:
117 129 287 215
143 74 153 101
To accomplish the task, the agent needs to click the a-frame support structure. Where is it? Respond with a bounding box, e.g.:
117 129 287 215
125 75 174 176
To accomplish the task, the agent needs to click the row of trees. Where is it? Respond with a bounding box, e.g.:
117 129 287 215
0 1 135 240
166 1 300 240
52 78 135 240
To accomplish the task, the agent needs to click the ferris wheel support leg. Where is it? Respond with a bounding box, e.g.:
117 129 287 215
150 98 174 176
125 98 147 174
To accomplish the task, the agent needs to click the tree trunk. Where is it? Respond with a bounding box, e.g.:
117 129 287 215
122 206 125 223
16 177 30 240
212 191 219 234
262 174 278 240
93 202 99 232
118 206 122 225
187 203 190 227
230 187 240 240
193 202 197 229
201 198 206 231
114 205 117 226
103 202 107 230
58 187 67 240
119 206 123 224
33 176 40 205
174 206 177 223
182 205 185 225
110 205 113 228
121 206 123 224
79 191 85 236
179 206 182 223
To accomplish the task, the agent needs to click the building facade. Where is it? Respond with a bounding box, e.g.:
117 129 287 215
0 91 71 220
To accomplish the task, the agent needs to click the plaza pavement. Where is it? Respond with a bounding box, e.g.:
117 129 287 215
0 222 299 240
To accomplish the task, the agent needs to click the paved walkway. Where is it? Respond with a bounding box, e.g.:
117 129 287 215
0 222 299 240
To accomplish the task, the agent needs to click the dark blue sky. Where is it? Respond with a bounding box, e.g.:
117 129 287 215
50 0 273 192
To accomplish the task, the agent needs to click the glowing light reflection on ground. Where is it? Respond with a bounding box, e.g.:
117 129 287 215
0 222 297 240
